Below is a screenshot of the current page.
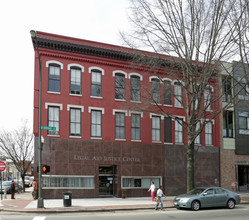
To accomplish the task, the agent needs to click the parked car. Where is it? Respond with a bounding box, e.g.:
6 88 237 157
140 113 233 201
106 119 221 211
0 181 12 194
174 187 241 211
24 176 32 187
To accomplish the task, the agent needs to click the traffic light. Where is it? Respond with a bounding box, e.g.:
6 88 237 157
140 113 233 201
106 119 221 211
42 165 50 174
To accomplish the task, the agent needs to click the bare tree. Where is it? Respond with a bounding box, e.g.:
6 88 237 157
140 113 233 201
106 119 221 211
232 0 249 93
0 121 34 192
121 0 245 191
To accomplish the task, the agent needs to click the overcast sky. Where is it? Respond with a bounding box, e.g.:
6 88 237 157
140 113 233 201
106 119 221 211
0 0 130 131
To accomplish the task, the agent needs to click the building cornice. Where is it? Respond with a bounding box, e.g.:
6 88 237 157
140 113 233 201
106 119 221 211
32 36 134 62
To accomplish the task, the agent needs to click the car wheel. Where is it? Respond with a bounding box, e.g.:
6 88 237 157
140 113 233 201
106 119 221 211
191 200 200 211
227 199 235 209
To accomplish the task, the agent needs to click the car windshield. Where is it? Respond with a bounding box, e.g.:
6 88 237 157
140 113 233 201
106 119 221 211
187 188 205 195
2 182 11 186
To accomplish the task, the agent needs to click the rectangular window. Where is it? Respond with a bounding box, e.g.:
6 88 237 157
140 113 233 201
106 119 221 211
194 121 201 144
91 110 102 137
205 122 213 145
223 111 233 138
70 68 81 95
115 112 125 139
152 116 161 142
122 177 161 189
131 76 140 101
48 106 60 135
151 79 161 104
174 83 182 107
70 108 81 136
238 112 249 135
222 76 232 102
164 117 172 143
131 114 141 141
164 80 171 105
115 74 125 100
43 175 94 188
91 70 102 97
204 89 212 111
175 119 183 143
48 65 60 92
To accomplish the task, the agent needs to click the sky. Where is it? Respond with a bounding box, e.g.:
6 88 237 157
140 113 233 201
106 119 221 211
0 0 130 131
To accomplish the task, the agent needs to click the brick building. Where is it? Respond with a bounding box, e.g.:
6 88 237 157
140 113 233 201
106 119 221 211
31 31 220 199
221 61 249 192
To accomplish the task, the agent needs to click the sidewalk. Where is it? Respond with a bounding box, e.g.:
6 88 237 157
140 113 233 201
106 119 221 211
0 190 249 213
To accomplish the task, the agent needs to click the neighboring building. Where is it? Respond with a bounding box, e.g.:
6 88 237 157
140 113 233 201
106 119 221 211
31 31 220 199
220 61 249 192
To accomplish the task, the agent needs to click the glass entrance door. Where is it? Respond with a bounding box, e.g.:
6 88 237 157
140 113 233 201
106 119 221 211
99 165 115 196
238 165 249 191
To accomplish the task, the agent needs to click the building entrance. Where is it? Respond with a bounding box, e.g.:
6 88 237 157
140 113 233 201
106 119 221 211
99 165 116 196
238 165 249 191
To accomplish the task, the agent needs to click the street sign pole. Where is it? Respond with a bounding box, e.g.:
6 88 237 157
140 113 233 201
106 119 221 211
1 172 2 200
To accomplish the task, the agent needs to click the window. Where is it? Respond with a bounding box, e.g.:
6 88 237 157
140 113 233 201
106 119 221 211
175 119 183 143
131 114 141 141
115 112 125 139
122 177 161 188
48 64 60 92
222 76 232 102
91 110 102 137
238 112 249 135
174 83 182 107
115 73 125 100
152 116 161 142
70 67 81 94
70 108 81 136
151 78 161 104
91 70 102 97
48 106 60 135
204 88 212 111
43 175 94 188
205 122 213 145
194 121 201 144
223 111 233 138
131 76 140 101
164 117 172 143
164 80 171 105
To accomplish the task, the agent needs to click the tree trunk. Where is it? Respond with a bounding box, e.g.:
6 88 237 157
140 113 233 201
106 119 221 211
187 141 195 192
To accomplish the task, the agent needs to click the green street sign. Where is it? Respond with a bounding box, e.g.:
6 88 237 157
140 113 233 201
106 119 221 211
41 126 56 131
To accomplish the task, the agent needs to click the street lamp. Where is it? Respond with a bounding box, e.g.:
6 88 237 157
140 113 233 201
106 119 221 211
30 30 44 208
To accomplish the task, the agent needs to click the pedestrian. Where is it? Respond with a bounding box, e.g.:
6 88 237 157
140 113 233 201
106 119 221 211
148 181 156 201
10 180 16 199
32 179 38 199
155 185 166 210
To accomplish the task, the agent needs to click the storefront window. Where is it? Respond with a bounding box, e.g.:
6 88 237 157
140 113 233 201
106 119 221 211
42 175 95 188
122 176 161 188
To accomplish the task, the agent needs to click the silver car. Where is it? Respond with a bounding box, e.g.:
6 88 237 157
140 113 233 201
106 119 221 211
174 187 241 211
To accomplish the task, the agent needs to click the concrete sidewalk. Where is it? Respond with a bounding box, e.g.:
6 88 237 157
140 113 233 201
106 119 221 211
0 190 249 213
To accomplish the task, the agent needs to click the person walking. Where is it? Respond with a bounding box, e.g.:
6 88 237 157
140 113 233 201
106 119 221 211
10 180 16 199
148 181 156 201
155 185 166 210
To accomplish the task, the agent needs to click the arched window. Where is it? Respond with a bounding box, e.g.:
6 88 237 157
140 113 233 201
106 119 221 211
115 73 125 100
130 75 140 101
48 64 61 93
163 80 171 105
174 82 183 107
151 78 161 104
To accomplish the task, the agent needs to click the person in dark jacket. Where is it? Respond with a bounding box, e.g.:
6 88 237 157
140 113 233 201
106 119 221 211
10 180 15 199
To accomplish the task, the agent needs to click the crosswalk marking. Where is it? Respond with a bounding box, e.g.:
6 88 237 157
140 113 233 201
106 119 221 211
32 217 46 220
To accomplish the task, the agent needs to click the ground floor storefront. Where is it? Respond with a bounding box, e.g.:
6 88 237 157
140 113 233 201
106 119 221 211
220 148 249 192
34 138 220 199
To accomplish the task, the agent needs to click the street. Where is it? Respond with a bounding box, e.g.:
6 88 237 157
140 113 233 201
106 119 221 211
1 204 249 220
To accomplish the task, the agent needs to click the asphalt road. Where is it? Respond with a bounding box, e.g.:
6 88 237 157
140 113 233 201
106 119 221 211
1 204 249 220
